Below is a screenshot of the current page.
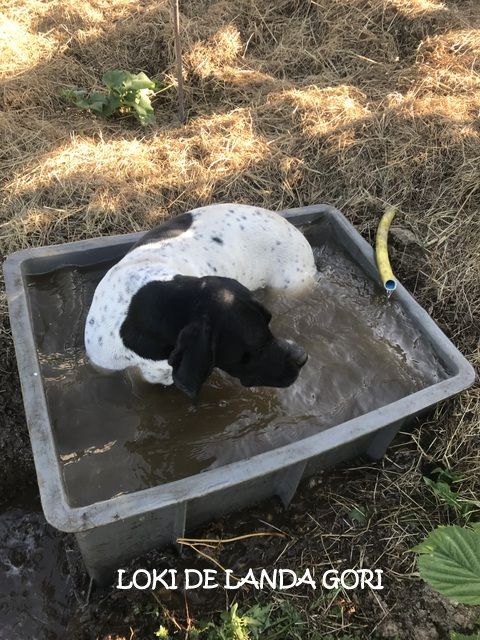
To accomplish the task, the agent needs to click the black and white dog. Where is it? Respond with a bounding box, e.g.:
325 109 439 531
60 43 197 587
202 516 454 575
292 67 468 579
85 204 317 399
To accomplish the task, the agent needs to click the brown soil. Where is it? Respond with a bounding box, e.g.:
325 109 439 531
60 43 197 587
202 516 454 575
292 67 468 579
0 310 36 502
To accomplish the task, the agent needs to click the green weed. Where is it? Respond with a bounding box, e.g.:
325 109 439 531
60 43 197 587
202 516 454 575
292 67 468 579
199 603 271 640
423 467 480 521
189 600 308 640
62 70 163 125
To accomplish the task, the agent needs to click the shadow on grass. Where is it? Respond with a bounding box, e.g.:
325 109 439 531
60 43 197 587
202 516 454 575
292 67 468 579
0 0 478 254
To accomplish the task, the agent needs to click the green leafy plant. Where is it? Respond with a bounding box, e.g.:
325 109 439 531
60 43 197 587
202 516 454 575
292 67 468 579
62 70 159 125
199 600 309 640
348 505 368 526
201 603 271 640
264 599 306 640
154 625 171 639
423 467 480 520
450 632 480 640
413 523 480 604
132 600 161 618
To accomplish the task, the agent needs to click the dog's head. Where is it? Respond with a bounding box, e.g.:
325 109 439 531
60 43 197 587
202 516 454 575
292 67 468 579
168 276 308 399
121 276 308 400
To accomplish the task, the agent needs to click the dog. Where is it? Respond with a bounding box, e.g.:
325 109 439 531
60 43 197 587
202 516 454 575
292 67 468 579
84 203 317 399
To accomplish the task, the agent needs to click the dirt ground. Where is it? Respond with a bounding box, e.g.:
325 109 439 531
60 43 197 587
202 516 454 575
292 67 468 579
1 0 479 637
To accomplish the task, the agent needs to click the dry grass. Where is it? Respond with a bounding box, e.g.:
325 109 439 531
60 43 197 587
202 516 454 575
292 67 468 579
1 0 479 637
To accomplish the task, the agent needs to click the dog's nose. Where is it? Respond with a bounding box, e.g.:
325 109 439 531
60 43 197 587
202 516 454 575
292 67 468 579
291 344 308 367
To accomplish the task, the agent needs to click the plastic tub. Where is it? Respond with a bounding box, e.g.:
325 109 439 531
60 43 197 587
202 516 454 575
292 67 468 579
3 204 475 584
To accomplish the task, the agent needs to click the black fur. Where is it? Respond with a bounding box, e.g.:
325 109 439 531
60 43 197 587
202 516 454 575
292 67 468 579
168 316 214 399
120 276 307 399
130 212 193 250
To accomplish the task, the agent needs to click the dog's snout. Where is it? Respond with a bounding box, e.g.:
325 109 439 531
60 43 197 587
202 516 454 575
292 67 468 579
294 348 308 367
289 343 308 367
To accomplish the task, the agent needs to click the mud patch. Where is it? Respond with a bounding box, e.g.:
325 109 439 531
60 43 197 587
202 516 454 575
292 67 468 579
0 491 72 640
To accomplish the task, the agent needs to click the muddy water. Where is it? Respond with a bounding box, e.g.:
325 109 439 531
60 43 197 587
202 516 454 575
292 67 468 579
27 235 446 508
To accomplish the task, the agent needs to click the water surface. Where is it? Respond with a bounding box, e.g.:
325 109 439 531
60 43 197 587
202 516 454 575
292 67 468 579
27 234 445 507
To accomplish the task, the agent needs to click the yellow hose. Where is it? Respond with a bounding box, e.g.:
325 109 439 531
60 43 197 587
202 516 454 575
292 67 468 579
375 206 397 294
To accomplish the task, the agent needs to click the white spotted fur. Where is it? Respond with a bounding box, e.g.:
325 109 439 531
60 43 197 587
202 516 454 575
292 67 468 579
85 204 316 384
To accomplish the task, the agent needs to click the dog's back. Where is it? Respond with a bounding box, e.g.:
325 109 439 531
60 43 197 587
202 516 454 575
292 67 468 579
127 203 315 289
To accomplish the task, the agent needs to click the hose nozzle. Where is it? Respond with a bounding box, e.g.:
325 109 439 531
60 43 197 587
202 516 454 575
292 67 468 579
375 206 397 296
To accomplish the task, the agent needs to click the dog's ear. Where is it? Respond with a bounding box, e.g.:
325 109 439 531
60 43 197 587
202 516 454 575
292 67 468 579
168 317 214 400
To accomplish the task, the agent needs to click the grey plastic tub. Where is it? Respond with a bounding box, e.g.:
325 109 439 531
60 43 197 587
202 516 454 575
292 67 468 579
3 204 475 584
